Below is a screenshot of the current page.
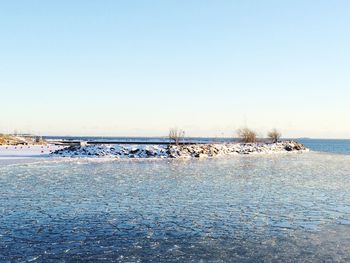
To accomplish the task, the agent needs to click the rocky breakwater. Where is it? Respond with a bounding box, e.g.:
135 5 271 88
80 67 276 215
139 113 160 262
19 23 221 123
51 141 308 159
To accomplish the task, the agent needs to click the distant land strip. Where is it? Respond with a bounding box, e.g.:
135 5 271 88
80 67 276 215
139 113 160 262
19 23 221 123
54 140 213 145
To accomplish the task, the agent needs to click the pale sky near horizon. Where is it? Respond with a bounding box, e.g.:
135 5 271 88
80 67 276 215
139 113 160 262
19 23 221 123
1 1 349 138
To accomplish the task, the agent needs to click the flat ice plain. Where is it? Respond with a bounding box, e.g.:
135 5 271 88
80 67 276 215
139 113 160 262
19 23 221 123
0 149 350 262
0 145 63 159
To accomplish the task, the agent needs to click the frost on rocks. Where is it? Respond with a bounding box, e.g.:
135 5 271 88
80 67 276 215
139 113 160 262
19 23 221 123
51 141 308 159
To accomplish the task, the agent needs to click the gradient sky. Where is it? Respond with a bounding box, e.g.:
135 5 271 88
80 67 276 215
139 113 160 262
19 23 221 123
1 1 349 138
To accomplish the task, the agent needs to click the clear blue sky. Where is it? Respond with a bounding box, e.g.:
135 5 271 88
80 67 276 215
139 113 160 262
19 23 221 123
1 1 349 138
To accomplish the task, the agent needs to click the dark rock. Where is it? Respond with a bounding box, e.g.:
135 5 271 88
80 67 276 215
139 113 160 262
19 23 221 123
285 145 293 151
145 150 155 156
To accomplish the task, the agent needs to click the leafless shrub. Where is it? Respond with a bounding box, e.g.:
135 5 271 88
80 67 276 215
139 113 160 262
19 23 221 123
268 129 281 143
237 128 257 143
169 128 185 145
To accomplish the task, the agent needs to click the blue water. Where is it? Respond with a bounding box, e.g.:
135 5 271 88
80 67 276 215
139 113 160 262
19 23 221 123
299 139 350 155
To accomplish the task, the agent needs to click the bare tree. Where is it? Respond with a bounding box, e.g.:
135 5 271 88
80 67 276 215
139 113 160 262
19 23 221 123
237 128 257 143
169 128 185 145
267 129 281 143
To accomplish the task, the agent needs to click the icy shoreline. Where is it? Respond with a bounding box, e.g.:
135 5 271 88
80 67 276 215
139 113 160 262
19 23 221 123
51 141 308 159
0 145 64 159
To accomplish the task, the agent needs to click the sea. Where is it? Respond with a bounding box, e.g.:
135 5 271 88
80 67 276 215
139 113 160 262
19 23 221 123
0 138 350 262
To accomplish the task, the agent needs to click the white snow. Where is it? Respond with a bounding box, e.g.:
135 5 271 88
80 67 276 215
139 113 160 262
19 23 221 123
51 141 308 159
0 141 308 160
0 145 65 159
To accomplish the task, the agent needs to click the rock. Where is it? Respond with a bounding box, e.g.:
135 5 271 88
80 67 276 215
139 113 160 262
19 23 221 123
284 145 293 151
145 150 154 156
51 141 308 159
130 149 139 154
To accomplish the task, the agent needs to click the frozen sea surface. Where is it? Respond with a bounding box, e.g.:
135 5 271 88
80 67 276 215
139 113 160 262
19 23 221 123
1 152 350 262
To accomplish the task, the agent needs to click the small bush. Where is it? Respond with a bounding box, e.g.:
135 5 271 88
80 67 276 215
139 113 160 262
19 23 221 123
237 128 257 143
268 129 281 143
169 128 185 145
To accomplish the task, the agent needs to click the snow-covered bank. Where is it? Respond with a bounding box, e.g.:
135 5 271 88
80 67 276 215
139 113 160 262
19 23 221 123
51 141 308 159
0 134 47 146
